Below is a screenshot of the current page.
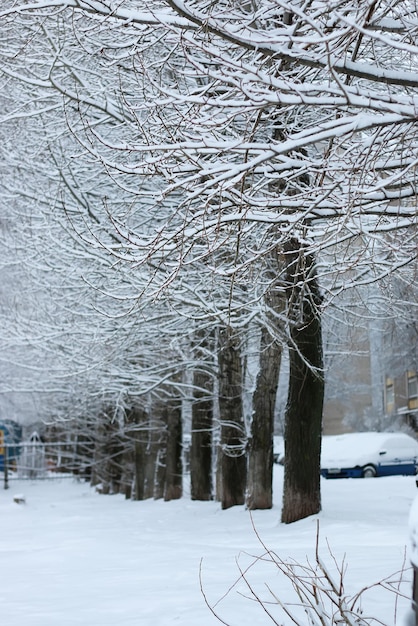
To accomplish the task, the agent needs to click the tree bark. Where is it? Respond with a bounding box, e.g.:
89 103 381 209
131 407 149 501
154 442 167 500
247 324 283 510
133 437 146 500
247 254 284 510
142 418 160 499
190 333 214 500
281 240 324 524
217 326 247 509
90 406 123 494
141 400 167 500
116 406 149 500
153 403 168 500
119 412 135 499
164 399 183 501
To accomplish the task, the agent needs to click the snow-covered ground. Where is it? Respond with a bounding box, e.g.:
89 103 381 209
0 466 416 626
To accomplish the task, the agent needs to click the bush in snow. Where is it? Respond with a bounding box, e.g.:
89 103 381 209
202 521 410 626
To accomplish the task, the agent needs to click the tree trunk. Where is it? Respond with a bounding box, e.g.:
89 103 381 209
143 419 160 499
190 334 214 500
247 254 284 510
132 438 145 500
153 402 168 500
130 407 149 501
154 443 167 500
144 401 165 500
120 416 135 500
117 406 148 500
281 240 324 524
247 324 282 510
73 422 94 482
217 326 247 509
90 407 123 494
164 399 183 501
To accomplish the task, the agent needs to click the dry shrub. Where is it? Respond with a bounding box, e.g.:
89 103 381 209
200 520 410 626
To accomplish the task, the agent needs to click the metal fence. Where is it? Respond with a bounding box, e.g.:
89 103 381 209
2 441 94 489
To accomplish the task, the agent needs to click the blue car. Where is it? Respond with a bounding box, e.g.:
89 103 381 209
321 432 418 479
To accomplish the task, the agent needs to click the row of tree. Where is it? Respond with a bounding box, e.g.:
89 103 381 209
1 0 418 522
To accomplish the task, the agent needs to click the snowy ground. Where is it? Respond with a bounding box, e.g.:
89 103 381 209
1 467 416 626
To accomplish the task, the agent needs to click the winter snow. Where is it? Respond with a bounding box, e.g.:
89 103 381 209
1 463 417 626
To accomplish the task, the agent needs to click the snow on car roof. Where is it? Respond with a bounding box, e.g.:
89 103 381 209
321 432 417 467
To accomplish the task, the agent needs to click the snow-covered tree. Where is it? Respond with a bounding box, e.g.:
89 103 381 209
2 0 418 521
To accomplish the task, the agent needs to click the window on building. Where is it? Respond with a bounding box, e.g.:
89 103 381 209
385 377 395 414
407 371 418 410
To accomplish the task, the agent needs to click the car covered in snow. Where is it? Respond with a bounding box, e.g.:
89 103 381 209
320 432 418 479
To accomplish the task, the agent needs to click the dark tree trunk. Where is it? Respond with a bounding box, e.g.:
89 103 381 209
153 403 168 500
73 423 95 482
217 326 247 509
130 407 149 501
143 419 160 499
132 438 145 500
190 336 214 500
164 399 183 501
120 415 135 500
281 240 324 524
90 407 124 494
137 412 162 499
247 258 284 510
118 406 148 500
247 322 283 510
154 443 167 500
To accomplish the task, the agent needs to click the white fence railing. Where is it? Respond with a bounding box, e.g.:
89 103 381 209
2 441 94 489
